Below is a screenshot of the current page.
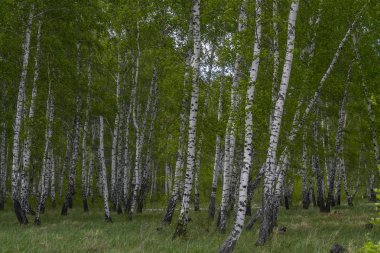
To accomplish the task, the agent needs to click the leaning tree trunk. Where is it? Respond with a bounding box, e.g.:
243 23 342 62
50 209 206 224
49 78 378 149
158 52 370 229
11 7 34 225
327 63 351 210
81 54 92 213
219 1 262 251
137 69 158 213
258 0 299 245
301 131 310 209
35 83 54 224
173 0 201 238
218 2 247 233
130 65 156 216
353 40 380 201
20 16 42 215
162 38 192 224
208 67 225 220
61 95 81 216
98 116 112 222
269 0 280 128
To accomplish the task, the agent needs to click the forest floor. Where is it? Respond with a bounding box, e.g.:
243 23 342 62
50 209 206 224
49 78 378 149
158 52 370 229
0 200 378 253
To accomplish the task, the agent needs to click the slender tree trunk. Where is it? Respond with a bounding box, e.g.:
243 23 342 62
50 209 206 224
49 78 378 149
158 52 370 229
208 67 224 220
0 124 6 210
194 47 214 212
20 16 42 215
353 40 380 200
12 6 34 225
137 71 158 212
301 132 310 209
219 1 262 251
130 66 156 216
327 63 351 210
173 0 201 238
59 130 71 197
50 149 56 208
162 47 192 224
81 54 92 212
218 2 247 232
35 82 54 224
61 96 81 216
258 0 299 245
99 116 112 222
87 120 96 203
270 0 279 128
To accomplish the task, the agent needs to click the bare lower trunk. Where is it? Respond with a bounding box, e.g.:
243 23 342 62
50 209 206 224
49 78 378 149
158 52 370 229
12 7 34 225
258 0 299 245
99 116 112 222
219 1 262 251
218 3 247 233
61 96 81 216
174 0 201 238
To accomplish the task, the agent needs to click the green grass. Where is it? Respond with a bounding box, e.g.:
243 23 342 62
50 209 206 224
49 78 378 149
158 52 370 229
0 201 378 253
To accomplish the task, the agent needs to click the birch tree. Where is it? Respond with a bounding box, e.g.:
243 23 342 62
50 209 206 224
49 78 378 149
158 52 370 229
218 2 247 232
173 0 201 238
219 0 262 251
258 0 300 245
99 116 112 222
11 7 34 224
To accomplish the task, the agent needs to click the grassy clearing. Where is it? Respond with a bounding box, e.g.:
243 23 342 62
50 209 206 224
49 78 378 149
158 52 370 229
0 201 378 253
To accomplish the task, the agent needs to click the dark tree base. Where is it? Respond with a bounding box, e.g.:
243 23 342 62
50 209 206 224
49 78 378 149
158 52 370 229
163 197 177 224
61 202 69 216
34 217 41 225
40 203 45 214
284 196 290 210
83 199 89 212
208 194 216 220
116 204 123 214
194 193 200 211
105 215 112 223
219 236 237 253
173 222 186 239
52 200 56 209
14 200 28 225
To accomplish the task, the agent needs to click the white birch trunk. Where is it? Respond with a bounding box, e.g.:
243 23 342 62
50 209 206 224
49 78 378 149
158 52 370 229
219 0 262 250
11 8 34 224
20 17 42 214
99 116 112 222
208 67 224 219
174 0 201 237
218 2 247 232
81 54 92 212
258 0 299 245
163 50 192 224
